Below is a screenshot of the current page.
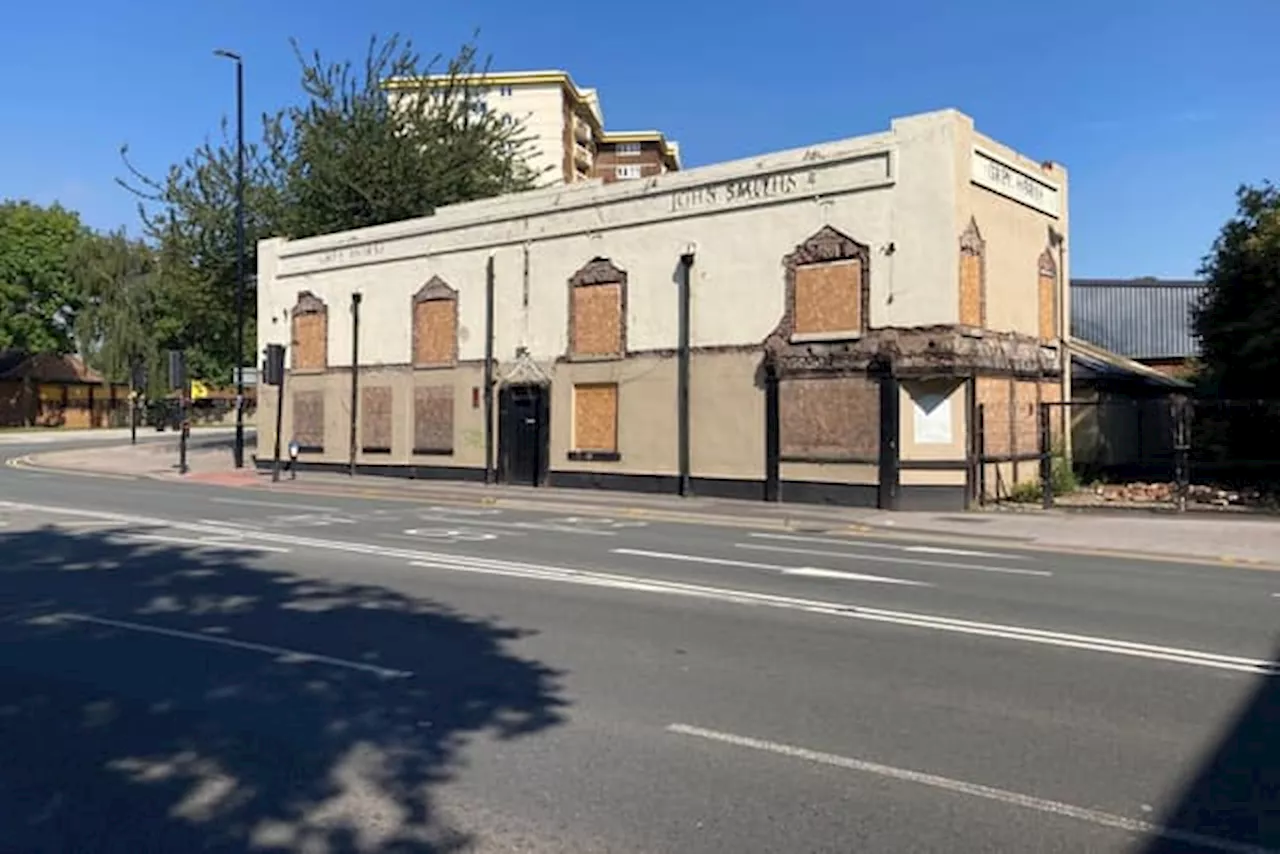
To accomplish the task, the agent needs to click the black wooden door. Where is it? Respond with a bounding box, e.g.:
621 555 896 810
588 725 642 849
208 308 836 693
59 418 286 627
499 384 548 486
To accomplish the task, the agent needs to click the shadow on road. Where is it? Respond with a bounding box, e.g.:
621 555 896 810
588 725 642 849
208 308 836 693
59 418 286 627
0 524 566 852
1137 645 1280 853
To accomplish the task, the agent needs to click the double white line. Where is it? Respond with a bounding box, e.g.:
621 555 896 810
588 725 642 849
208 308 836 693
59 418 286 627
3 499 1276 677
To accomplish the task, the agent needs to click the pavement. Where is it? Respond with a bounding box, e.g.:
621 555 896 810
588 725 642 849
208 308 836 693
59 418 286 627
0 432 1277 851
13 432 1280 567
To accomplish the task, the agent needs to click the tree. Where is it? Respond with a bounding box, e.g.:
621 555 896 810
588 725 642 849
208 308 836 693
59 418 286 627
1193 182 1280 399
70 229 162 387
274 33 541 238
118 126 282 385
0 200 89 354
119 33 538 384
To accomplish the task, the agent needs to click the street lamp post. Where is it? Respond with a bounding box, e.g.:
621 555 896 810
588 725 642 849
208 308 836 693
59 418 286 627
215 48 247 469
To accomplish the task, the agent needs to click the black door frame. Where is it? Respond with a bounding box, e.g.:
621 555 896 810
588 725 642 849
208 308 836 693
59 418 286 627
498 382 550 487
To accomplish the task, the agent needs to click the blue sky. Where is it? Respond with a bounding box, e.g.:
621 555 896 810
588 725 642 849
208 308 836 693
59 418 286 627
1 0 1275 278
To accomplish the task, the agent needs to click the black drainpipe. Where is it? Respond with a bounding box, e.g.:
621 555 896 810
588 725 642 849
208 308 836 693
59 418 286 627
348 291 362 477
483 255 496 485
677 250 695 497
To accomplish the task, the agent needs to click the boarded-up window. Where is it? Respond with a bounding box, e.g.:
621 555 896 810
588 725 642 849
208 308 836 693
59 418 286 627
568 258 627 358
293 390 325 451
361 386 392 453
412 276 458 366
1038 250 1058 340
572 284 623 356
976 377 1011 456
1013 380 1042 454
779 376 879 460
793 260 862 336
291 292 328 371
572 383 618 452
413 385 454 455
959 218 985 327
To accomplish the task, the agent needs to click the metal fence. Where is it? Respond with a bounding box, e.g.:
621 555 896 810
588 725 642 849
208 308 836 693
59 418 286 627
1032 397 1280 510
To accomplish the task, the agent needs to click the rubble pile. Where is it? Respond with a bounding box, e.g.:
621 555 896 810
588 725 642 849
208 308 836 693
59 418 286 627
1067 482 1268 508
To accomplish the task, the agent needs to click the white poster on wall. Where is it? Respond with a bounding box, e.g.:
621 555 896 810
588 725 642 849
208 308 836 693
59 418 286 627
913 392 953 445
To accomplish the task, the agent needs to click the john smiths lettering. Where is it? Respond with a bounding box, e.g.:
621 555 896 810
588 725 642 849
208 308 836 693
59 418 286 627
671 173 804 212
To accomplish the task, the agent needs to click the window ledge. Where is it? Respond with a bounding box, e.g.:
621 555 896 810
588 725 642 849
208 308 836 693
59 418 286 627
361 446 392 455
412 362 457 371
790 330 862 344
413 447 454 457
297 444 324 454
566 352 624 363
568 450 621 462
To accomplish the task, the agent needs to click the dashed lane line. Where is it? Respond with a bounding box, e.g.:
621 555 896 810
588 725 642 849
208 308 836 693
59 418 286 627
667 723 1277 854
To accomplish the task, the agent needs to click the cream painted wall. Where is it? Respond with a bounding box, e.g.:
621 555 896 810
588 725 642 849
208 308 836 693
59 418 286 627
899 378 967 462
390 82 569 187
256 109 1069 386
484 84 568 187
955 124 1070 342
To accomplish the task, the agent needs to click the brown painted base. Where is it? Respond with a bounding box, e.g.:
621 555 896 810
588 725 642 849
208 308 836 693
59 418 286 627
252 459 968 511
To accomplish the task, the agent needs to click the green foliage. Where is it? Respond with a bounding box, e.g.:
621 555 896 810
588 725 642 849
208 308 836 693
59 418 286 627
0 201 90 353
272 33 541 239
1007 446 1078 504
1193 182 1280 399
68 230 169 391
117 32 538 386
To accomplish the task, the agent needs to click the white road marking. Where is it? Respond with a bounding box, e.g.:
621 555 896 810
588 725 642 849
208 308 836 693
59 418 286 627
402 528 499 543
54 613 410 679
784 568 915 581
197 518 264 530
401 558 1279 676
424 506 502 517
751 532 913 550
416 515 614 536
109 533 292 554
211 497 339 512
666 724 1276 854
611 548 928 587
737 543 1053 578
905 545 1011 558
751 531 1028 561
4 499 1275 676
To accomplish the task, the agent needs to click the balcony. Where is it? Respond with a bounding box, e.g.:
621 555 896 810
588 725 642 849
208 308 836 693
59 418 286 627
573 119 593 145
573 143 593 170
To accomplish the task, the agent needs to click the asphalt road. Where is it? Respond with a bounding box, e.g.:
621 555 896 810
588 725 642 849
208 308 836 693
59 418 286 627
0 435 1276 853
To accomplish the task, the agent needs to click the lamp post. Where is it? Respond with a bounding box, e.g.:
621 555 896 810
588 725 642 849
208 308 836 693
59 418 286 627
215 48 246 469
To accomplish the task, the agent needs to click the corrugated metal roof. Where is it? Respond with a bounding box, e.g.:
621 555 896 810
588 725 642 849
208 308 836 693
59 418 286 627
1070 279 1206 360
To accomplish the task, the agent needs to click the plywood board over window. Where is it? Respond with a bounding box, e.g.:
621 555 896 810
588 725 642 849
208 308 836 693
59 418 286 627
794 261 862 335
413 385 454 455
1038 249 1058 341
361 386 392 453
568 257 627 359
779 376 879 461
959 217 986 327
293 390 325 451
412 275 458 367
572 383 618 456
291 291 329 371
781 226 871 341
